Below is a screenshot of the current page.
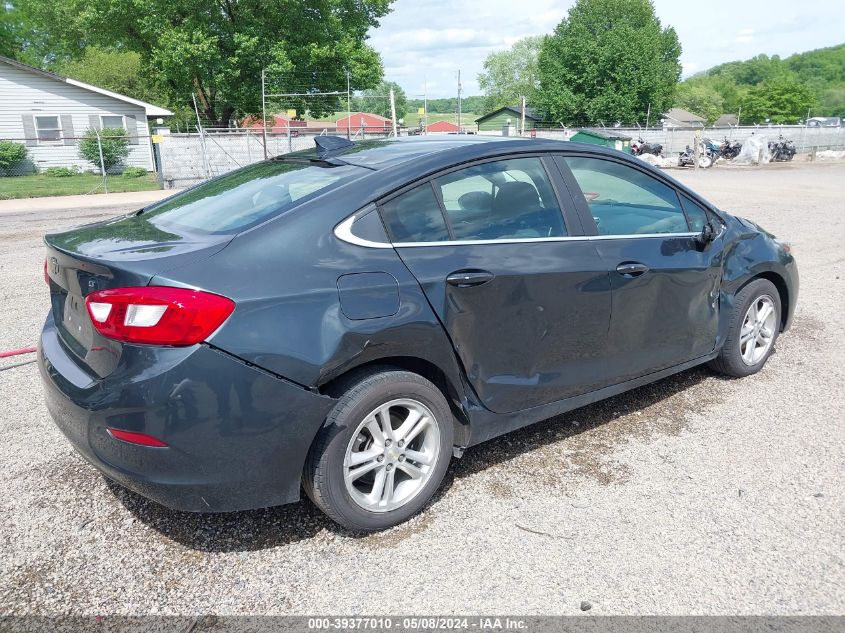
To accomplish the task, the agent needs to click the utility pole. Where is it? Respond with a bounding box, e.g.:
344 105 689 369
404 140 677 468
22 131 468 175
645 103 651 131
261 68 268 159
389 87 398 137
521 95 526 136
457 69 462 132
192 92 211 179
346 71 352 140
423 76 428 134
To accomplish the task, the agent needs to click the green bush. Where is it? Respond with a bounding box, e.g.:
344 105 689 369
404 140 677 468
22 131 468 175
121 166 148 178
0 141 28 172
78 127 130 171
45 166 80 178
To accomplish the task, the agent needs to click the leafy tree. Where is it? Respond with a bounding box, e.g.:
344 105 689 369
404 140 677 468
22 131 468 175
24 0 393 125
354 81 407 119
741 74 815 124
537 0 681 125
478 36 542 112
674 79 724 124
55 48 165 106
78 127 130 171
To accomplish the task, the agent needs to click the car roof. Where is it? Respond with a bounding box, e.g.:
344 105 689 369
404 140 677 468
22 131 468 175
281 135 556 169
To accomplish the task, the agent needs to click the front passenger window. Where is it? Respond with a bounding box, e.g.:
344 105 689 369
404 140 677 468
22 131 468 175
564 157 689 236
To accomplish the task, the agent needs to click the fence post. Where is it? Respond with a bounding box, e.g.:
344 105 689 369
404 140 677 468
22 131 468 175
94 128 108 193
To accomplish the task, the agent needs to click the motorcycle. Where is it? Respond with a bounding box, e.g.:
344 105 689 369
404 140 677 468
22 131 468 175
719 137 742 160
768 135 796 162
631 136 663 157
678 140 716 168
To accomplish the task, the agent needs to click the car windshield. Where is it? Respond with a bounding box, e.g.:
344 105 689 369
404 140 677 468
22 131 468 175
140 160 366 235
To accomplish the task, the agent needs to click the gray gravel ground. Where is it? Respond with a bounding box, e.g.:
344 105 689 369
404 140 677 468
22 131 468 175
1 162 843 615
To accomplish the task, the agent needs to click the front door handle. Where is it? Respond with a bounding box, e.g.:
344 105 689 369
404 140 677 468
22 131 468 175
446 269 494 288
616 262 649 277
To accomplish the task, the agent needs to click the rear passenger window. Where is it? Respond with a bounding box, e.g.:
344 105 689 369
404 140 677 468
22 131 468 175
380 183 450 243
564 156 689 236
434 158 566 240
681 195 709 232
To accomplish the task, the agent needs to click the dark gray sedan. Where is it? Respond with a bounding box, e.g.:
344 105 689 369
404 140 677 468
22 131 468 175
39 136 798 531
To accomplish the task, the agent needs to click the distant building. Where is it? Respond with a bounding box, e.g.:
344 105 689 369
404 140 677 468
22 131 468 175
0 54 171 173
426 120 461 134
241 114 307 133
662 108 706 128
713 113 739 128
336 112 392 133
474 105 542 132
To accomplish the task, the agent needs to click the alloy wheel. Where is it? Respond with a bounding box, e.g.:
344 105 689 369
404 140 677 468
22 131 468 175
740 295 777 366
343 399 441 513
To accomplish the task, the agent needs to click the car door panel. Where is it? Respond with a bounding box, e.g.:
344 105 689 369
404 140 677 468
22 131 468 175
559 153 723 380
592 235 723 382
380 155 614 415
394 241 612 414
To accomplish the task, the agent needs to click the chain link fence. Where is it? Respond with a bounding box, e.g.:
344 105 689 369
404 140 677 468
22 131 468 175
0 132 159 199
156 126 394 189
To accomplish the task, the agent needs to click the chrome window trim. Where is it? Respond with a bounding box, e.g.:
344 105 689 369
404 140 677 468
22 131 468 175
334 217 699 249
334 214 394 249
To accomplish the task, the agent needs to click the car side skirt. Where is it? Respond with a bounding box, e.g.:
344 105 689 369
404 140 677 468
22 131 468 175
462 351 719 447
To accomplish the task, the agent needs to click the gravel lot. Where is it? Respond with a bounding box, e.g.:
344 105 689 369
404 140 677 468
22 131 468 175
1 162 843 616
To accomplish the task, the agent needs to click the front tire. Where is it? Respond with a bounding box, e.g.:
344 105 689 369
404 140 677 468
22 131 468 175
303 370 454 532
709 279 781 378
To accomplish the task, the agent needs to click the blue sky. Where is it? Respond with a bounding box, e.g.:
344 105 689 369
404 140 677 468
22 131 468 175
368 0 845 99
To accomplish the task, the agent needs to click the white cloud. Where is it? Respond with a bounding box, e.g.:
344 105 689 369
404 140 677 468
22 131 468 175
369 0 845 98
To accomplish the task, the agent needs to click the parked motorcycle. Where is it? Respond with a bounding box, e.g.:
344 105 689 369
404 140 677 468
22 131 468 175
631 136 663 157
678 141 715 168
768 135 796 161
719 137 742 160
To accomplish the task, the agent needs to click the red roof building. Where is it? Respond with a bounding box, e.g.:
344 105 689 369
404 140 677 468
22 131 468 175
241 114 307 133
425 120 461 133
336 112 392 132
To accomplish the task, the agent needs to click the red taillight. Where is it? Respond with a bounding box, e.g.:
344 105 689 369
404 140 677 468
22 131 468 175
85 286 235 346
107 428 168 447
44 259 49 284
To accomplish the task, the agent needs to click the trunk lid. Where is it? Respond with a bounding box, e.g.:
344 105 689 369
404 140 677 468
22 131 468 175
45 213 231 378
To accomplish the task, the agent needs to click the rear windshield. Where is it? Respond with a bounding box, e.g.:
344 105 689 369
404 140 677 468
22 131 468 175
140 160 365 234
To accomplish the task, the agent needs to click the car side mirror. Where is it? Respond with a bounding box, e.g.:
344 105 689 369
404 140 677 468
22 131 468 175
696 221 716 247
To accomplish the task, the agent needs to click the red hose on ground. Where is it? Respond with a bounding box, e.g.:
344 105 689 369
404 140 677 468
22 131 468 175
0 346 36 358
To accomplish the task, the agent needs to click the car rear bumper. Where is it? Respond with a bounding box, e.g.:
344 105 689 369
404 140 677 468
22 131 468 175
38 313 337 512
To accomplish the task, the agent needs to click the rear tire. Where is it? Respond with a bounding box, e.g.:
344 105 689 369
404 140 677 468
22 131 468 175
709 279 781 378
303 370 453 532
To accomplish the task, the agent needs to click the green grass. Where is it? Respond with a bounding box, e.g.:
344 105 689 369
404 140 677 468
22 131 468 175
0 173 161 199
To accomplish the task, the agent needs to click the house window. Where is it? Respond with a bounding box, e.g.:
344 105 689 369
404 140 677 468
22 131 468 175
35 116 62 143
100 115 125 130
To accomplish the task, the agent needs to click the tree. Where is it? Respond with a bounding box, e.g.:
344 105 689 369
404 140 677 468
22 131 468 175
674 79 724 124
536 0 681 125
78 128 129 171
55 48 166 106
478 36 542 112
24 0 392 126
0 141 28 173
741 74 815 124
354 81 407 120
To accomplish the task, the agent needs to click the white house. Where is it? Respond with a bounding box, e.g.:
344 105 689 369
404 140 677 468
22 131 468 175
0 55 172 173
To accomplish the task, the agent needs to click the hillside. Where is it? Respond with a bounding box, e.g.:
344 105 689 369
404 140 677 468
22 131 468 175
677 44 845 122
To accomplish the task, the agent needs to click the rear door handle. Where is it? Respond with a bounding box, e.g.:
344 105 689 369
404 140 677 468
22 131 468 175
446 270 494 288
616 262 649 277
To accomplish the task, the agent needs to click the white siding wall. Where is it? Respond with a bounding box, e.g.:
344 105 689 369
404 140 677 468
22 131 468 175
0 62 154 172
